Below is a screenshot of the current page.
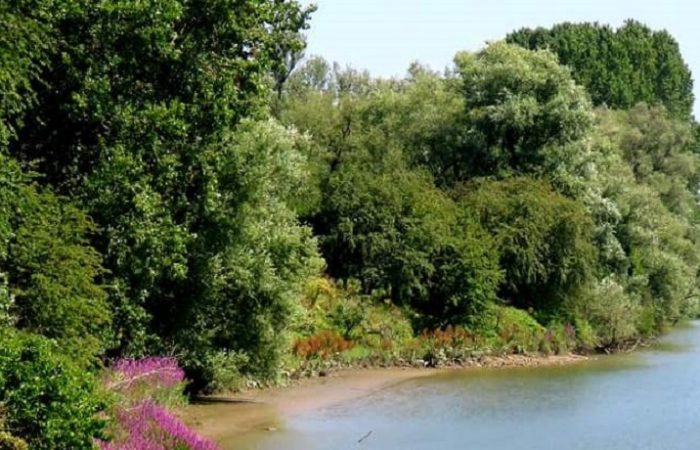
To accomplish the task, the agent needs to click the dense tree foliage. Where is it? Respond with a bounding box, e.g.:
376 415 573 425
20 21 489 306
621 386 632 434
0 155 109 360
5 0 317 382
507 21 694 118
458 177 596 314
1 6 700 446
280 38 700 345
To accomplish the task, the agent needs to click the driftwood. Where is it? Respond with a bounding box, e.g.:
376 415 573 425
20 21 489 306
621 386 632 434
357 430 373 444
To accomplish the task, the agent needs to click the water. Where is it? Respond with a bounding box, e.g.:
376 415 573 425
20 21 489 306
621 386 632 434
234 322 700 449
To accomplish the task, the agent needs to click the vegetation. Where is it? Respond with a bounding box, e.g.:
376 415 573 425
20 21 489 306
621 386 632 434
0 1 698 447
507 21 694 118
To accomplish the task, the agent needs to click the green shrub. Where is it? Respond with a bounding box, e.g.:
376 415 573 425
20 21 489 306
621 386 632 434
479 305 546 354
579 278 642 348
460 177 597 314
572 318 597 351
203 351 250 393
0 330 106 449
0 431 28 450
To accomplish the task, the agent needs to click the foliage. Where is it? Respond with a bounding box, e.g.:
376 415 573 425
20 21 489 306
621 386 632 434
0 330 106 450
0 1 56 144
0 430 28 450
570 277 642 348
588 105 700 331
477 304 547 354
319 156 502 325
6 0 317 386
0 154 109 361
450 42 594 182
293 330 354 360
459 177 596 313
2 8 700 447
507 20 695 118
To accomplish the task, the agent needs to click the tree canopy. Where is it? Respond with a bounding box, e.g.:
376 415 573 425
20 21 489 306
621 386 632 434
507 20 695 118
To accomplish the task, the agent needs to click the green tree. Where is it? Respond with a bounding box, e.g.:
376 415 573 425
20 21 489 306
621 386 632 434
0 154 109 361
507 20 694 118
452 42 594 182
318 155 501 325
459 177 597 315
6 1 317 383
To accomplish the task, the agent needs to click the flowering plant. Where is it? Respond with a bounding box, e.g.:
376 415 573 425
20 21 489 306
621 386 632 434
99 357 219 450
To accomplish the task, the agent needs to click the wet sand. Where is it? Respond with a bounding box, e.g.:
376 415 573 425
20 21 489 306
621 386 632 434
183 353 588 446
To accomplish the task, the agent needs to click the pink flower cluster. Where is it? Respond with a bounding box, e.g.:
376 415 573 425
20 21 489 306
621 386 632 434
98 401 218 450
108 357 185 390
100 357 220 450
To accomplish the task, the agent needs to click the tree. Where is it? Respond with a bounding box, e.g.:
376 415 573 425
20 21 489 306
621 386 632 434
317 154 501 326
452 42 594 181
6 0 318 383
0 154 109 362
507 20 694 118
459 177 596 315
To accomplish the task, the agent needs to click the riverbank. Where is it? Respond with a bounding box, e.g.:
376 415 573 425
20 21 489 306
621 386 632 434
183 352 588 446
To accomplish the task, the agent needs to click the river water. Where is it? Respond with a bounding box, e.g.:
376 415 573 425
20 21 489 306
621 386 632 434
233 322 700 449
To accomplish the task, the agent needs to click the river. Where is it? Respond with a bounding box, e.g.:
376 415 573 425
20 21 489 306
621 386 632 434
222 321 700 449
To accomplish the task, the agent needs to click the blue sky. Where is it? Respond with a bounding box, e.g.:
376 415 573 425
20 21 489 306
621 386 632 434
301 0 700 114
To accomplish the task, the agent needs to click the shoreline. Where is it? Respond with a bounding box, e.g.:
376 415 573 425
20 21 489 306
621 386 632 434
183 353 589 446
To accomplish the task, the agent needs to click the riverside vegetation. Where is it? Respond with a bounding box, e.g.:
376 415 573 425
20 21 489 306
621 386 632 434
0 2 699 448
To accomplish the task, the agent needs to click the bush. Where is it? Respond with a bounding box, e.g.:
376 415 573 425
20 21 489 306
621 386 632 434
572 277 642 348
0 330 106 450
293 331 354 360
460 177 597 314
478 305 546 354
100 357 218 450
0 431 28 450
319 159 501 325
0 154 110 362
417 326 478 362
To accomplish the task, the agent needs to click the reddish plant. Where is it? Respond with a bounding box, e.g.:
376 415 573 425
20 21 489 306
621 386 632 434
293 331 354 360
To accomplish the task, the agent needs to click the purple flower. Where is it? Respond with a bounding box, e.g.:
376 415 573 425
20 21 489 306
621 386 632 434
100 357 219 450
107 357 185 391
98 401 219 450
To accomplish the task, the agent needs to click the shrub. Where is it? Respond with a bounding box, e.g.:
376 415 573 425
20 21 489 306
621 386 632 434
418 326 477 362
0 431 28 450
199 351 250 394
574 277 642 348
101 357 218 450
292 331 353 360
319 159 501 326
479 305 546 354
98 401 218 450
0 330 105 450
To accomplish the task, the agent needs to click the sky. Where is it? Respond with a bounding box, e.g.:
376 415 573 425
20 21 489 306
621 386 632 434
300 0 700 114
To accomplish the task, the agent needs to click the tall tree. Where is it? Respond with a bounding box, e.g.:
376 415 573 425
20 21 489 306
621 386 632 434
507 20 694 118
7 0 318 383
